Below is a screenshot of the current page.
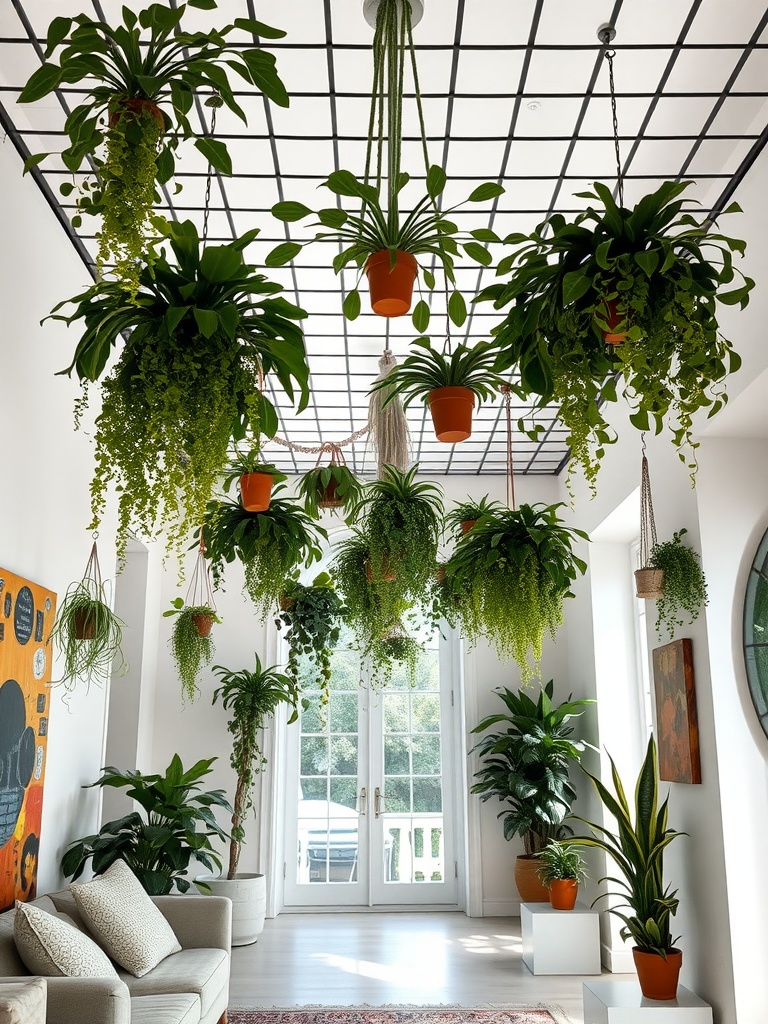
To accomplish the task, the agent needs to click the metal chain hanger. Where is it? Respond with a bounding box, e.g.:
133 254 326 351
598 24 625 208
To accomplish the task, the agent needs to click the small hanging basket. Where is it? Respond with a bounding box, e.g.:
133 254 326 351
634 567 665 600
636 450 665 600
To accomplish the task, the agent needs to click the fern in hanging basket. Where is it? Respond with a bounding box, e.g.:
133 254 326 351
446 504 589 681
649 529 708 641
297 463 362 519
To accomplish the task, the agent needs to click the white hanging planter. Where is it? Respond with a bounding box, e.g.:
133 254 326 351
363 0 424 29
195 872 266 946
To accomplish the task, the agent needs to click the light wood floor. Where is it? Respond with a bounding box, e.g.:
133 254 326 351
230 912 598 1023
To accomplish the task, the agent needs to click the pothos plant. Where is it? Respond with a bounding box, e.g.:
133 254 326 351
275 573 346 712
19 2 289 294
48 219 309 561
446 503 589 681
477 180 753 489
649 529 708 641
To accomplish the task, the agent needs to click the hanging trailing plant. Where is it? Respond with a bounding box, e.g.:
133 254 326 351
446 504 589 681
275 573 346 712
164 538 220 702
47 542 125 693
297 450 362 519
20 2 289 294
48 219 309 560
649 530 708 641
444 495 505 541
267 0 503 324
202 488 326 621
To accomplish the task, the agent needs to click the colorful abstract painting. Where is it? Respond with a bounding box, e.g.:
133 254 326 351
0 567 56 911
652 637 702 785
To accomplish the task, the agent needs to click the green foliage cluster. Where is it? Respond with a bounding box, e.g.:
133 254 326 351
649 529 708 640
574 735 684 956
297 464 362 519
478 180 753 487
446 503 588 680
202 488 326 620
212 655 297 878
61 755 232 895
48 575 125 693
536 839 589 884
165 600 219 703
444 495 504 542
470 680 594 855
275 573 346 710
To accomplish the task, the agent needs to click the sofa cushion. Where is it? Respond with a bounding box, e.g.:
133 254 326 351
13 901 118 978
0 978 47 1024
119 947 228 1018
70 860 181 978
130 993 201 1024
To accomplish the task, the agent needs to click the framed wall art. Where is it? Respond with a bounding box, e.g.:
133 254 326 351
652 637 701 784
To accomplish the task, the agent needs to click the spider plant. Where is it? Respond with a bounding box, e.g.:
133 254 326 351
444 495 505 541
372 337 506 408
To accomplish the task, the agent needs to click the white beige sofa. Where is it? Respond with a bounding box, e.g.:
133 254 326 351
0 889 231 1024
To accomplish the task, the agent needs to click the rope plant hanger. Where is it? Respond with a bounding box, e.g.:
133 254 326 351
635 438 665 599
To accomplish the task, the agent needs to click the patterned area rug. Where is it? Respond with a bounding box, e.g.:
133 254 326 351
228 1009 564 1024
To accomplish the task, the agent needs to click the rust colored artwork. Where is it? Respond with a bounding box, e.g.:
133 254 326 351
0 567 56 911
652 637 701 784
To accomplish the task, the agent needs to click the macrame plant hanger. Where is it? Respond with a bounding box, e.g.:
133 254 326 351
635 436 665 599
185 529 217 635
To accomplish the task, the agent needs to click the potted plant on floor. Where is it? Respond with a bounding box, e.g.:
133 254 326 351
446 503 588 680
61 755 232 895
470 680 594 902
649 529 708 641
573 735 685 1000
196 655 297 944
536 839 589 911
444 495 504 540
371 337 506 442
478 180 753 488
49 219 309 561
20 2 289 294
202 488 326 621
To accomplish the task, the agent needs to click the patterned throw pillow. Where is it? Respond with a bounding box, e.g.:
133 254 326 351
70 859 181 978
13 901 118 978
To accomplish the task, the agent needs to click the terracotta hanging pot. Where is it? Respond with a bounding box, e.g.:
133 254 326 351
428 386 476 443
548 878 578 911
279 595 295 613
514 855 549 903
240 472 273 512
460 519 477 536
108 96 165 130
365 249 418 317
365 556 396 584
635 567 665 600
597 292 628 345
74 609 96 640
318 478 343 509
192 613 214 638
632 947 683 1001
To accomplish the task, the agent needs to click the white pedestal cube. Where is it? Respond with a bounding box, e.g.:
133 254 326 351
520 900 602 975
583 979 713 1023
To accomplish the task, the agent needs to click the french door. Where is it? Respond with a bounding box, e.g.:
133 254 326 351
283 626 460 908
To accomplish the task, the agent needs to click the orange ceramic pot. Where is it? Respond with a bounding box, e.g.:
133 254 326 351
460 519 477 536
597 293 628 344
192 613 214 638
365 249 418 317
514 855 549 902
632 947 683 1001
74 609 96 640
548 878 578 911
240 472 273 512
108 96 164 130
428 386 475 443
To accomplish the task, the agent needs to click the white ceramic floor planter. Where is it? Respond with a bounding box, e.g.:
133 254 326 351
195 872 267 946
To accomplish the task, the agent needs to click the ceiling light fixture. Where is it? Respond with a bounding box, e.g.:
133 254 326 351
363 0 424 29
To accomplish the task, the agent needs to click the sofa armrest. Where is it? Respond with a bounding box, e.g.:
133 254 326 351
151 895 232 954
41 976 130 1024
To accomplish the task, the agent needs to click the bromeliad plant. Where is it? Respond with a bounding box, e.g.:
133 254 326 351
446 503 589 680
477 180 754 489
649 529 708 641
202 487 326 621
49 219 309 560
61 755 232 895
212 655 297 879
20 2 289 294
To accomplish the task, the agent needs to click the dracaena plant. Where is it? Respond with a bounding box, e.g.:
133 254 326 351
19 2 289 294
477 180 753 490
48 219 309 560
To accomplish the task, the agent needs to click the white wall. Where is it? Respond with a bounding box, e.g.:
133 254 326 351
0 139 117 894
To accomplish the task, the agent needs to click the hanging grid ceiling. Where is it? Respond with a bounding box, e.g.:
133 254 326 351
1 0 768 476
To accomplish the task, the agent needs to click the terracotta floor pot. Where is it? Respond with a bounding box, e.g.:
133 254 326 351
428 386 476 443
515 855 549 902
598 294 628 345
548 878 578 911
633 947 683 1000
240 472 273 512
635 567 665 599
74 609 96 640
108 96 164 130
192 613 214 638
365 249 418 317
460 519 477 536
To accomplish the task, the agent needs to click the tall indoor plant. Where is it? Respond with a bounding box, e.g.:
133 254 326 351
196 655 297 945
20 2 289 293
574 735 685 1000
470 680 594 902
478 180 753 488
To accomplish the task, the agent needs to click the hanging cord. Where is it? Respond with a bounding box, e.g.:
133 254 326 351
638 437 659 569
501 386 517 511
272 425 369 456
83 538 103 588
201 94 222 244
185 529 216 610
599 25 624 208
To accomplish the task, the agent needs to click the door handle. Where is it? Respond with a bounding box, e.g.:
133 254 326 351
359 787 366 816
374 786 387 818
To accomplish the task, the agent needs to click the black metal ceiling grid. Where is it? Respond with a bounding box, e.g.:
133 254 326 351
2 0 767 476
